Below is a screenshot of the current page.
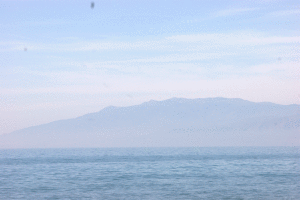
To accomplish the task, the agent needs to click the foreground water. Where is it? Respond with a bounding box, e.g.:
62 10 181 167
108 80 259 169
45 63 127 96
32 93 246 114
0 147 299 199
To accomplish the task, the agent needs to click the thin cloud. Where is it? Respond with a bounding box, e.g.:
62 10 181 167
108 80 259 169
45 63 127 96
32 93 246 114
212 7 259 18
268 9 300 17
2 31 299 53
184 7 260 23
166 32 300 45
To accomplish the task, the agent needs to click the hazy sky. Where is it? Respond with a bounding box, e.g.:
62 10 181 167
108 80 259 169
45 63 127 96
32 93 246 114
0 0 299 135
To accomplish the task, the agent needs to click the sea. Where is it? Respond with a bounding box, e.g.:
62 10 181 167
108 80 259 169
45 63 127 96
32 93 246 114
0 147 299 199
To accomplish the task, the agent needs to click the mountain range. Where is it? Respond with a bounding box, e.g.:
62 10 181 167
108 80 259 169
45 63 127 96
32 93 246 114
0 97 299 148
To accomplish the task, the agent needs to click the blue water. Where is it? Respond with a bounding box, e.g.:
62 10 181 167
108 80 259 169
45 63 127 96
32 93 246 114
0 147 299 199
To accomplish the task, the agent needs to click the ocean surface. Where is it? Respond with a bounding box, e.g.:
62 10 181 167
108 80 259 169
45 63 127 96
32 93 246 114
0 147 299 199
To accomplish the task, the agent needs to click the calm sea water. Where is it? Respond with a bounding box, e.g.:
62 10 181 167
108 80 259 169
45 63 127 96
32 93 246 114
0 147 299 199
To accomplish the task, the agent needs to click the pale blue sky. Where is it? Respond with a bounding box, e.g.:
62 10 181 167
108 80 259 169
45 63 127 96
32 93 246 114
0 0 299 134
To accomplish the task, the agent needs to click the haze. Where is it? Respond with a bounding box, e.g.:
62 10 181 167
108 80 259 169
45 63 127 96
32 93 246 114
0 0 299 136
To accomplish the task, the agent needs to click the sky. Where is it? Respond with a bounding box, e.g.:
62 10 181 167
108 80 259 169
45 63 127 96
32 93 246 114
0 0 299 135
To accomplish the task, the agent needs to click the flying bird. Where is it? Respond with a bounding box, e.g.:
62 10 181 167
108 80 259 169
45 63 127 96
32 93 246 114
91 2 95 9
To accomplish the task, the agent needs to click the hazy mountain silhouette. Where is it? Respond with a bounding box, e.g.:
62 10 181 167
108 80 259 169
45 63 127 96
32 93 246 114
1 97 299 148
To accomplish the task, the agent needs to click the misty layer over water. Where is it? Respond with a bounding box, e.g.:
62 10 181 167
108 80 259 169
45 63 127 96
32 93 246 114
0 147 299 199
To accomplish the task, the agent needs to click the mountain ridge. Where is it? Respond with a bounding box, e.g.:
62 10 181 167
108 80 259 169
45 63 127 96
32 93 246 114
1 97 299 148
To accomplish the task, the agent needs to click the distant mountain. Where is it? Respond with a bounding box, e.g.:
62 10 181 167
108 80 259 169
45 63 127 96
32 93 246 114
0 98 299 148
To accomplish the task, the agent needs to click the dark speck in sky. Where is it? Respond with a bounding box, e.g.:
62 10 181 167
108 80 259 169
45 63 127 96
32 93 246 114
24 48 27 51
91 2 94 9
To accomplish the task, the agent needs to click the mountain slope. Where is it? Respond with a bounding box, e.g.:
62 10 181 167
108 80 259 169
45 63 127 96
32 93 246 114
1 97 299 148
